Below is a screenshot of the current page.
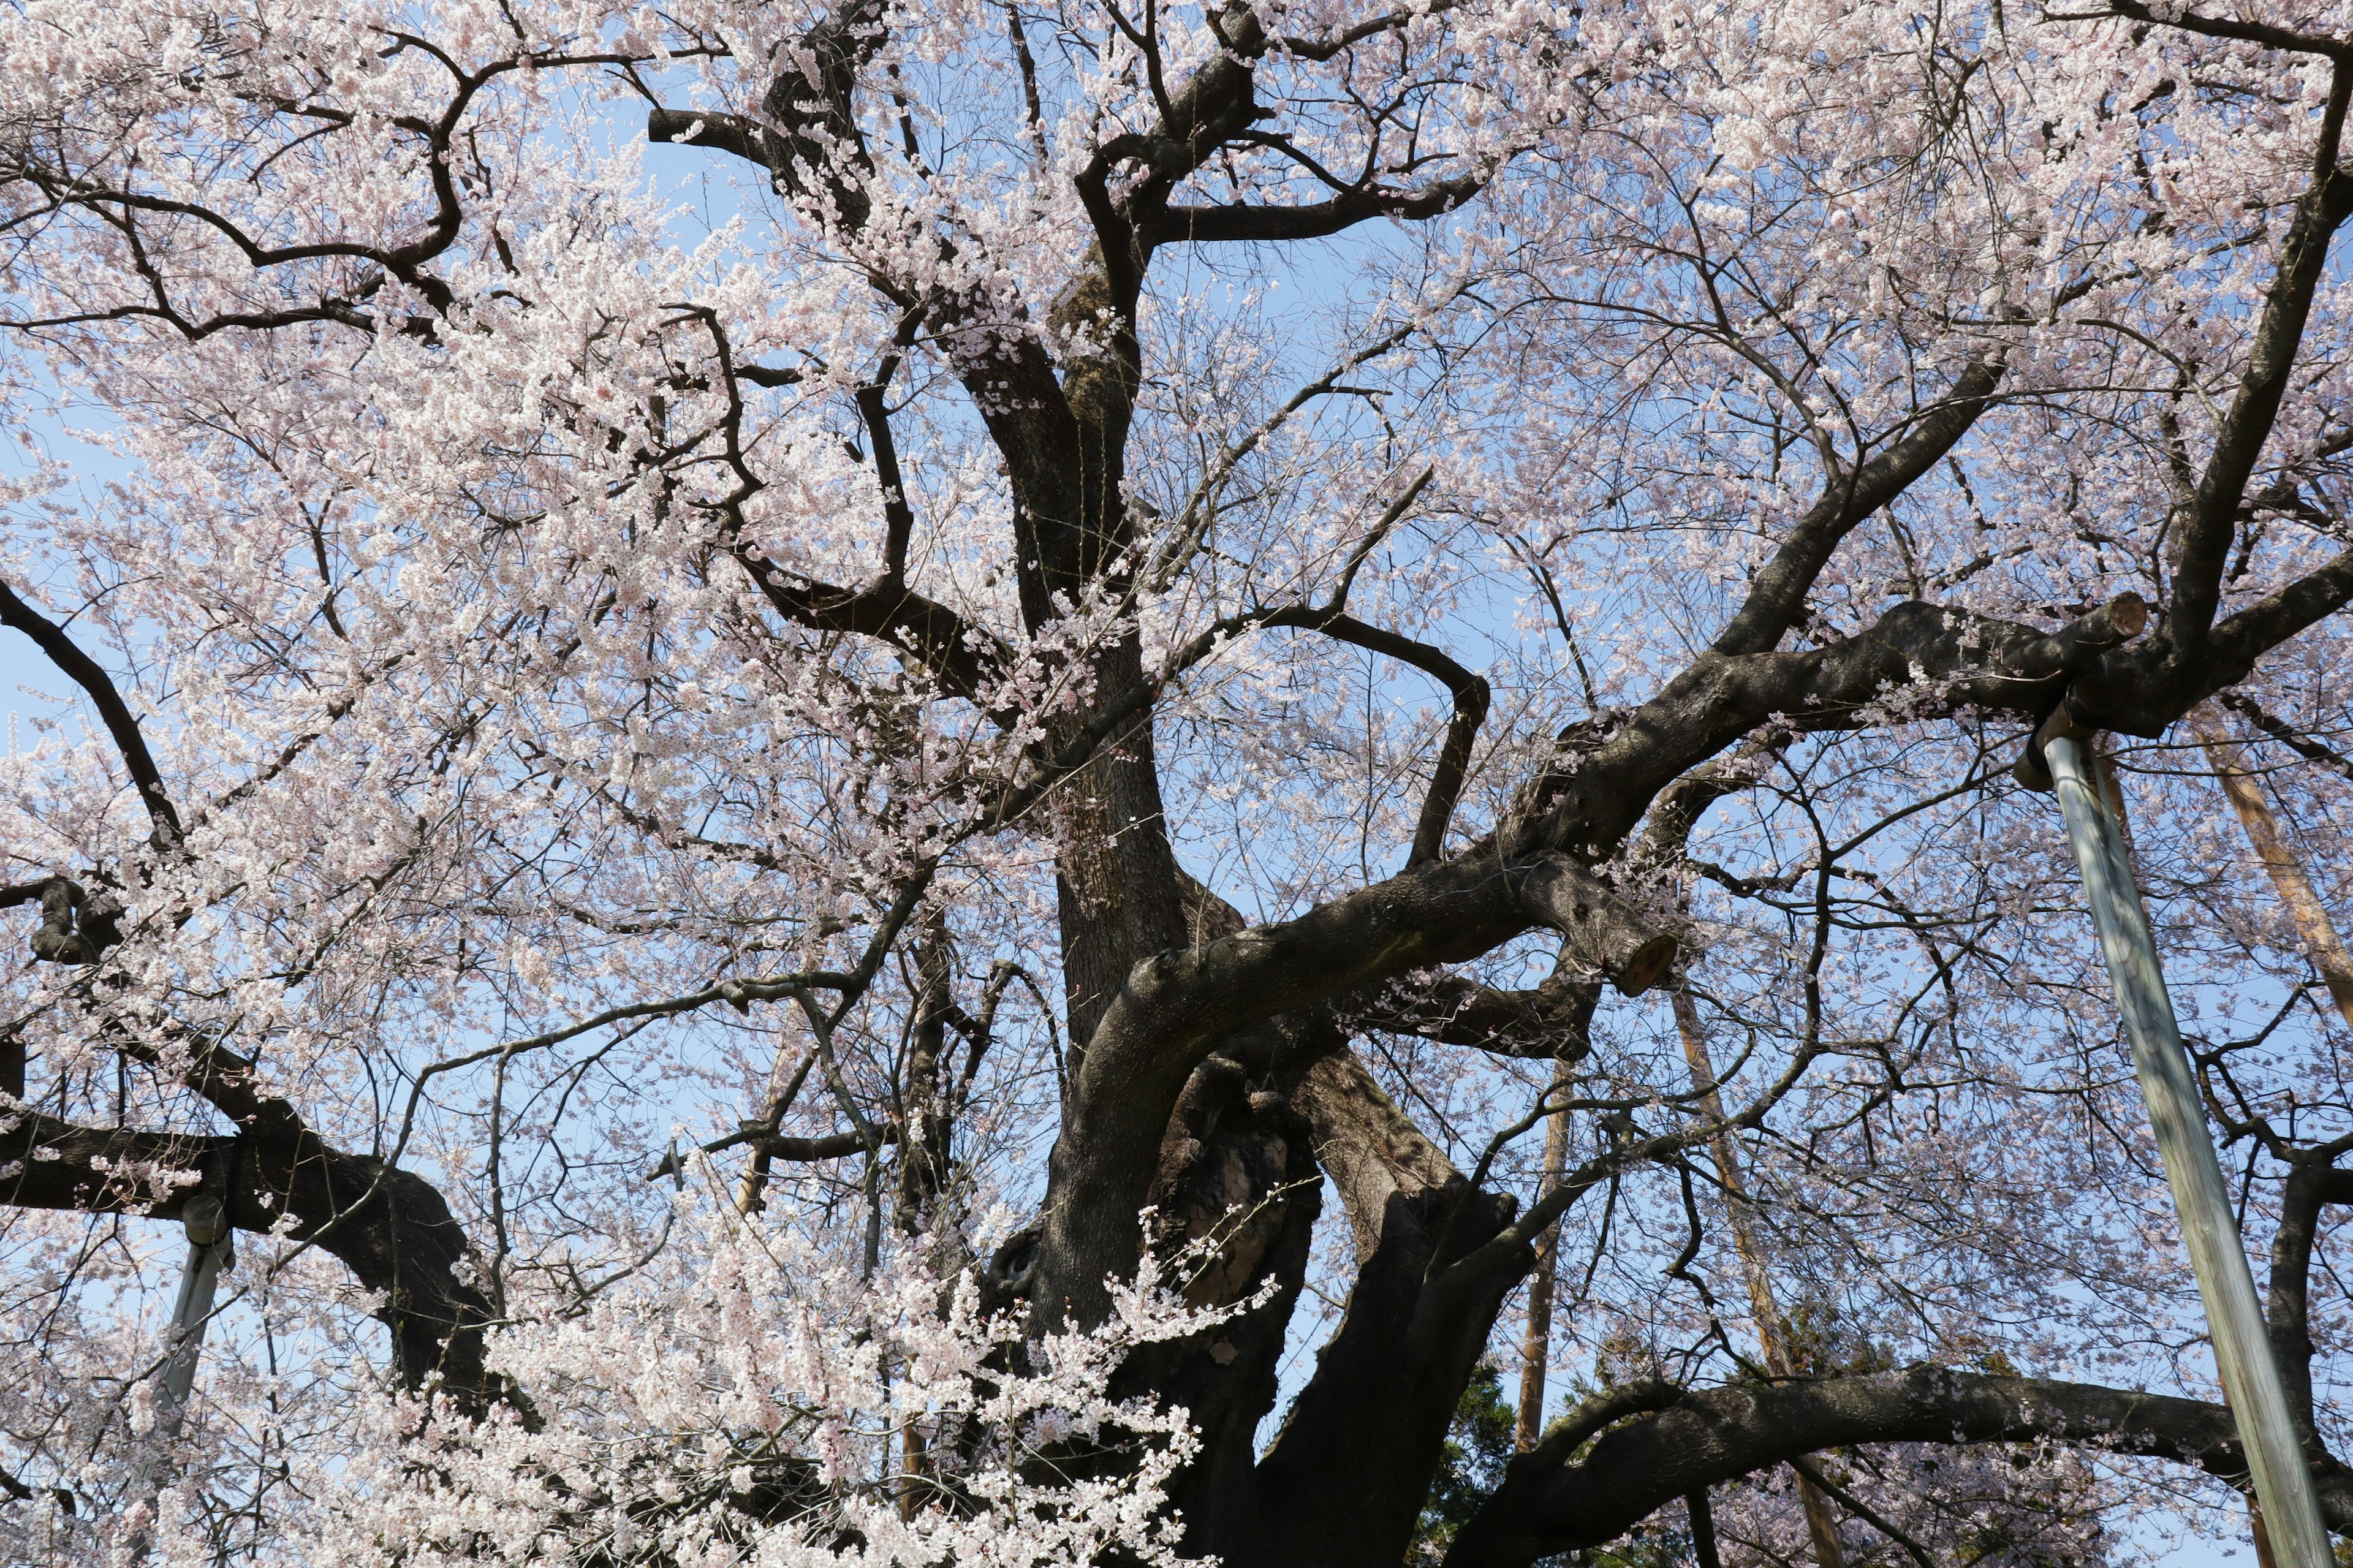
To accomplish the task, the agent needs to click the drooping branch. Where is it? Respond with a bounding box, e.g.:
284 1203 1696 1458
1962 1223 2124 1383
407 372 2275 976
1090 583 1485 866
1283 610 1491 867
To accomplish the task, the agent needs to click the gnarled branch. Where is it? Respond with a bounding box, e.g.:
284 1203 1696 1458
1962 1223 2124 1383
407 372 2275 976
1446 1366 2353 1567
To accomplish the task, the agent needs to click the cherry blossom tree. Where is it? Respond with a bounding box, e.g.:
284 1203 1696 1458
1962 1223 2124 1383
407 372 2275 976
9 0 2353 1561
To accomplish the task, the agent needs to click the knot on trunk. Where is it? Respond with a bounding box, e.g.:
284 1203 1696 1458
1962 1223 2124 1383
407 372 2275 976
2 875 124 964
1510 856 1676 996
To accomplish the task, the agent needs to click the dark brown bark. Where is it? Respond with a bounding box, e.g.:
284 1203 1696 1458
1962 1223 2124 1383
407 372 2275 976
1240 1048 1530 1567
1116 1025 1327 1559
2264 1140 2353 1445
0 581 181 848
896 914 958 1231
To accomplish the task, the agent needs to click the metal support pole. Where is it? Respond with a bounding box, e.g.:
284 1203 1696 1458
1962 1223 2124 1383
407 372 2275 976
157 1195 231 1435
127 1195 231 1561
2045 734 2332 1565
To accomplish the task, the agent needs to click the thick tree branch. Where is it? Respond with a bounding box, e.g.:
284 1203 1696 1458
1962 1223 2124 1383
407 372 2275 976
1149 173 1486 246
1251 1045 1529 1563
0 876 122 964
645 108 787 171
1293 1047 1466 1264
1 1107 507 1411
2188 544 2353 694
2158 53 2353 649
1344 971 1602 1059
2266 1140 2353 1440
1710 355 2006 659
732 545 1005 703
1444 1366 2353 1567
646 1121 900 1182
1038 592 2159 1323
2097 543 2353 737
2093 2 2353 62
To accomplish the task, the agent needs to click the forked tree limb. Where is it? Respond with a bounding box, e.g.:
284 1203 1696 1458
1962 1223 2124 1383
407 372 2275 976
1709 356 2007 660
1035 585 2254 1324
1292 1047 1466 1265
2264 1140 2353 1441
2162 57 2353 647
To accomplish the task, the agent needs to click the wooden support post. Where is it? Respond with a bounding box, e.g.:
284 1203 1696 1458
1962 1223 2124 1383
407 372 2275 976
2186 704 2353 1036
1673 988 1848 1568
129 1194 232 1561
1514 1061 1574 1452
157 1206 230 1433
